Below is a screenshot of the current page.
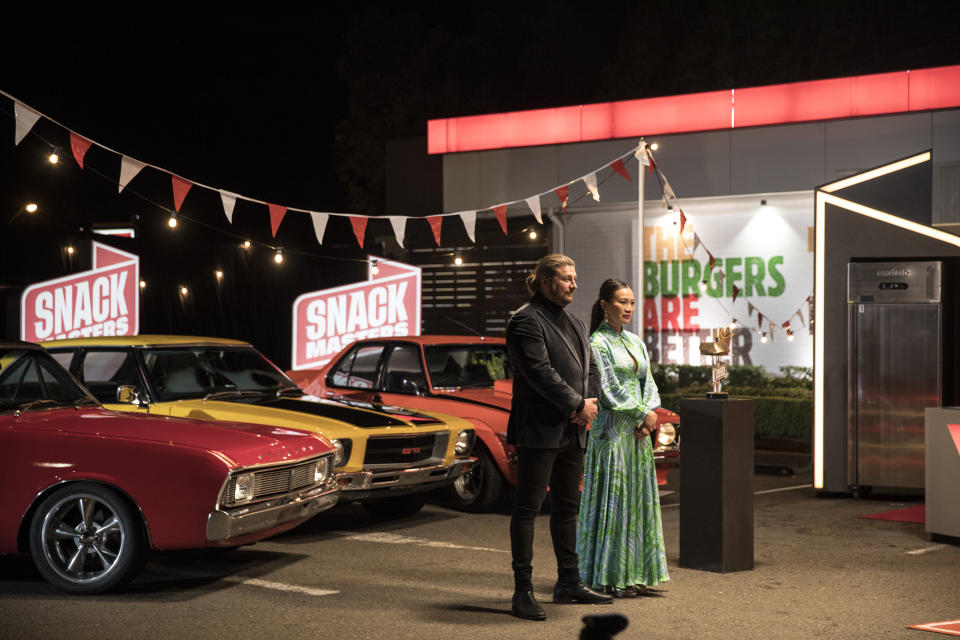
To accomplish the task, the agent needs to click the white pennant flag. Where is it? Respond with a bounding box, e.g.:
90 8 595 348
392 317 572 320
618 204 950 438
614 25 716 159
795 309 806 327
662 176 677 201
459 211 477 242
583 173 600 201
219 190 238 224
310 212 330 244
635 142 649 166
118 156 146 193
692 233 702 254
716 270 726 286
525 196 542 224
387 216 407 247
14 101 42 145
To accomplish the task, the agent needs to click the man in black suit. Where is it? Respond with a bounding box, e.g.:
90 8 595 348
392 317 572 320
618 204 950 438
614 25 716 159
506 254 612 621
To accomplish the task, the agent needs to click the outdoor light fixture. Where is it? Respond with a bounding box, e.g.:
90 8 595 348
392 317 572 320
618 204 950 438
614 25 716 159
698 280 708 292
650 142 659 151
728 319 737 330
454 256 463 266
242 240 251 249
66 246 74 255
167 212 178 228
215 270 224 281
787 329 794 342
529 230 537 240
274 249 283 264
139 280 146 290
25 203 38 213
370 259 378 274
179 285 188 296
48 148 59 164
760 332 768 344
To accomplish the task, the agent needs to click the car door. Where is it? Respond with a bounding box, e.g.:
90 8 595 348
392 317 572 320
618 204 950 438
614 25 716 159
324 343 388 403
374 343 430 408
51 347 151 413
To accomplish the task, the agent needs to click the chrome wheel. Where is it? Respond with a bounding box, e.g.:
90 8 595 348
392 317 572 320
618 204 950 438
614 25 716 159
30 484 145 594
453 458 485 503
447 447 504 512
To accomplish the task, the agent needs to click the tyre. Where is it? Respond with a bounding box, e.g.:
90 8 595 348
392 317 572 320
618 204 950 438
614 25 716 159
29 483 146 594
448 447 504 513
362 492 429 519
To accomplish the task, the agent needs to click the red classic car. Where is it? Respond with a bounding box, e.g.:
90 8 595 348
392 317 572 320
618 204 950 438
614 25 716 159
288 335 680 512
1 342 339 594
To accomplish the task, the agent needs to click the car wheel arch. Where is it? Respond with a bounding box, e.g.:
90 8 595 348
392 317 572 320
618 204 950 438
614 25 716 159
464 419 512 479
17 479 154 554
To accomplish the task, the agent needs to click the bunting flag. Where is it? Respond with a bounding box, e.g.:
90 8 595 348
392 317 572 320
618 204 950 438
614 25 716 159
171 175 193 212
679 209 687 233
782 321 791 329
662 176 677 201
14 101 42 145
525 196 542 224
388 216 407 247
459 210 477 242
648 153 658 174
118 156 145 193
732 284 741 303
747 301 756 316
707 251 716 270
70 132 93 168
583 173 600 201
309 212 329 245
493 205 508 234
716 270 725 287
635 143 649 166
219 190 238 223
268 204 287 237
795 309 806 327
692 233 702 254
610 158 631 182
427 216 443 246
757 313 764 329
349 216 368 247
554 185 569 211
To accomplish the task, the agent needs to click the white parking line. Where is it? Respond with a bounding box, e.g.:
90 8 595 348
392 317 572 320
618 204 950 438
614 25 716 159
906 545 947 555
754 484 813 495
339 531 509 553
226 577 340 596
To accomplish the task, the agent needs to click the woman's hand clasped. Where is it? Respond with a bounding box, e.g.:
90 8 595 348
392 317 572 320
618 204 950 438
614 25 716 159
635 411 658 440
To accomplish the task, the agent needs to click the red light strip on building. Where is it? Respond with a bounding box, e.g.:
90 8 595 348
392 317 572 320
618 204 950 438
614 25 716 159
427 65 960 154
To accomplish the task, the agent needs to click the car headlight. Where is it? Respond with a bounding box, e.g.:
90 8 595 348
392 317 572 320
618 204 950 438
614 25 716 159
314 456 330 483
233 472 256 504
331 439 347 467
455 429 474 455
657 424 677 447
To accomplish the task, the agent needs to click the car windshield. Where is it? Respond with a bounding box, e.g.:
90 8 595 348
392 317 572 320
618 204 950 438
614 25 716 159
0 347 96 413
141 346 300 402
424 344 511 389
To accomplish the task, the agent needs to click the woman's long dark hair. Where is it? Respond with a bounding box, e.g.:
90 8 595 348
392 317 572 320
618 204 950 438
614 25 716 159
590 278 631 335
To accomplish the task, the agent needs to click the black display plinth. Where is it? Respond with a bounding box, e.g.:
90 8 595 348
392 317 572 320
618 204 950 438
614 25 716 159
678 398 754 572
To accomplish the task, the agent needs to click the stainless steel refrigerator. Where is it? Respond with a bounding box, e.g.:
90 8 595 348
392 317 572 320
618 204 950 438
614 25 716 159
847 261 942 494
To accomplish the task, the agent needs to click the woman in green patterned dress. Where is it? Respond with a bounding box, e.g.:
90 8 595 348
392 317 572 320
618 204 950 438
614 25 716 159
577 278 669 598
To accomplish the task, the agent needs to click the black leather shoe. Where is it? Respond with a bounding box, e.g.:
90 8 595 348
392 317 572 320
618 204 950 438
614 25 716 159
511 589 547 621
629 585 666 598
609 586 637 599
553 581 614 604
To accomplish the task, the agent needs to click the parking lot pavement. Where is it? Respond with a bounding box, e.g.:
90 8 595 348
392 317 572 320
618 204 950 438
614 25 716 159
1 455 956 640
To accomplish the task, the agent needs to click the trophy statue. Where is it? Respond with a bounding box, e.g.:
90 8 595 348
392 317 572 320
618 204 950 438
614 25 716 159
699 326 732 399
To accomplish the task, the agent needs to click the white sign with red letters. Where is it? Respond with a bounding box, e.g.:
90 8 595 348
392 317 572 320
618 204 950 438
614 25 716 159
21 242 140 342
290 256 422 370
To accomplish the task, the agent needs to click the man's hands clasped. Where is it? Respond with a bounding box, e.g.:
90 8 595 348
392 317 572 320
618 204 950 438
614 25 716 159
569 397 598 426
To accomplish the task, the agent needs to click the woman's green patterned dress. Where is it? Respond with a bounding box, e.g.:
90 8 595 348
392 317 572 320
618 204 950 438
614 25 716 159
577 321 669 589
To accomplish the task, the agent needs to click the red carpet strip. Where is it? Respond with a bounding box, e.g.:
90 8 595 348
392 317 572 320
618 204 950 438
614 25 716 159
859 504 925 523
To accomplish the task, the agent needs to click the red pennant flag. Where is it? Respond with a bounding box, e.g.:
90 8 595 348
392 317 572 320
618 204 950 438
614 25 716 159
610 158 631 182
782 321 791 329
648 154 657 174
679 209 687 233
707 252 716 270
268 204 287 238
758 313 764 329
493 205 508 234
427 215 443 246
70 132 93 168
171 175 193 212
349 216 368 247
554 186 569 211
732 285 740 303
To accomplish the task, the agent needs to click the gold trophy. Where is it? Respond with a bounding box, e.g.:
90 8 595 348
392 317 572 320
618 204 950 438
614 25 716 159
699 326 732 399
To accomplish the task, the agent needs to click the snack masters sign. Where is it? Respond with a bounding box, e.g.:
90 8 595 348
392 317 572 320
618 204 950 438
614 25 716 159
21 241 139 342
291 257 421 369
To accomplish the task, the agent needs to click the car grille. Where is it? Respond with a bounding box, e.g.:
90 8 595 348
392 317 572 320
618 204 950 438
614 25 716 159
363 432 447 468
223 457 327 507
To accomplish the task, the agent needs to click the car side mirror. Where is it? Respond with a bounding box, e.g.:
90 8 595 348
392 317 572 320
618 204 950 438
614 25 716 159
400 378 422 396
116 385 140 405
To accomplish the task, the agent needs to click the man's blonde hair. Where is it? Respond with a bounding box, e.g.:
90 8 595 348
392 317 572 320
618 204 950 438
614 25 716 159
525 254 575 296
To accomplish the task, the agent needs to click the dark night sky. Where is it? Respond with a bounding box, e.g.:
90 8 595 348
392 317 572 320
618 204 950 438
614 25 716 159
2 2 959 366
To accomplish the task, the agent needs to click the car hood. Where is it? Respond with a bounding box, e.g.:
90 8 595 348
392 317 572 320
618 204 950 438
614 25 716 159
15 407 332 468
432 387 512 412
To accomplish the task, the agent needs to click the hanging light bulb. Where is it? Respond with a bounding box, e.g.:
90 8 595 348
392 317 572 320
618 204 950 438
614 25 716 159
48 148 60 164
649 142 659 151
274 248 284 264
698 280 708 293
215 270 224 281
179 285 188 296
241 240 251 249
370 259 379 274
787 328 794 342
529 230 538 240
728 319 737 330
25 203 38 213
760 332 768 344
139 280 147 290
167 212 178 228
454 256 463 266
66 245 75 255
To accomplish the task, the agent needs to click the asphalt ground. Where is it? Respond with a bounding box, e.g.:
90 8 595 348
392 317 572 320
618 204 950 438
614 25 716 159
1 453 957 640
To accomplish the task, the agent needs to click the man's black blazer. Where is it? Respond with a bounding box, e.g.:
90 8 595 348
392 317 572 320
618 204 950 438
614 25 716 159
506 294 600 449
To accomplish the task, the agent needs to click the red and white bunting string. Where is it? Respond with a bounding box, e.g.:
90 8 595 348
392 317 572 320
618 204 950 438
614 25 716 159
14 101 41 145
459 211 477 242
171 175 192 212
219 190 238 224
493 205 508 234
309 212 330 245
70 132 93 168
427 216 443 246
388 216 407 248
349 216 367 247
119 156 146 194
268 204 287 238
583 173 600 202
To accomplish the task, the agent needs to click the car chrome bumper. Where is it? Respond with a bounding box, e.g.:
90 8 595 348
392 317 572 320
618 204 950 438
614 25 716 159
206 482 339 542
336 457 476 501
